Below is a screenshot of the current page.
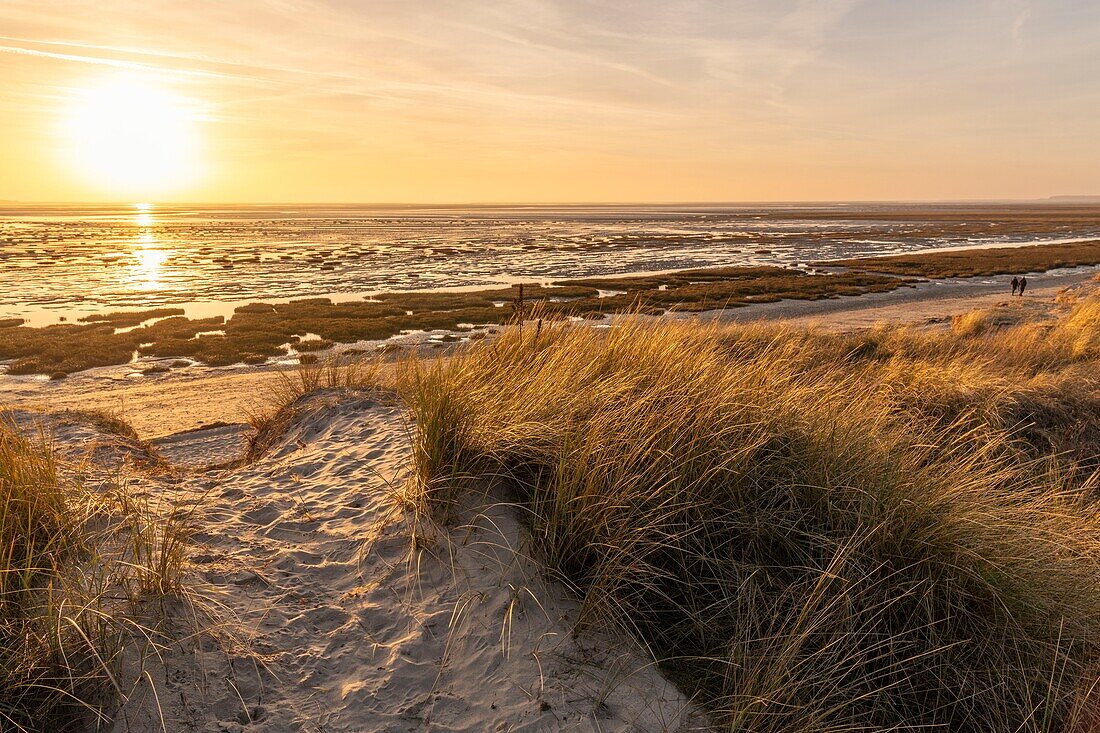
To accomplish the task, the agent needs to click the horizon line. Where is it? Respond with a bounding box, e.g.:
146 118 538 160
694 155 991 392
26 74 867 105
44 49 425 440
2 196 1100 208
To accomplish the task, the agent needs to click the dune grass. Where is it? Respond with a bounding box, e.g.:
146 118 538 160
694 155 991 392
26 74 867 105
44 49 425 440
244 355 385 461
0 419 192 731
396 293 1100 731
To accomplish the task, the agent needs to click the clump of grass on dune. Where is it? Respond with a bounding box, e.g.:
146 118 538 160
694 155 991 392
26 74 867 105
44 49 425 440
398 312 1100 732
831 295 1100 478
0 421 192 731
951 307 1003 337
246 355 385 460
1058 293 1100 360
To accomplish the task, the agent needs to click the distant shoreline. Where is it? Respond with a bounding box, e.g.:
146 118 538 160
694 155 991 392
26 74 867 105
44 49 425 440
3 197 1100 208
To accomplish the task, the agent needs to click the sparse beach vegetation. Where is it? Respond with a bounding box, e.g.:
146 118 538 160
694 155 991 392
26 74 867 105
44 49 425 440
244 356 382 460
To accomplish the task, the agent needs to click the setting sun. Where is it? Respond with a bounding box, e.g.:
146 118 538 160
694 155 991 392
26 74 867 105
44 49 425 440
60 74 201 195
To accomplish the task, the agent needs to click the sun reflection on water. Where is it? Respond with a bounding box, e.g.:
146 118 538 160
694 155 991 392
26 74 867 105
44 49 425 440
132 249 169 290
127 204 171 291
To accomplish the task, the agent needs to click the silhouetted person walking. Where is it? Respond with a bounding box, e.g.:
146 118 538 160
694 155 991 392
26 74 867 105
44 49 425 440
1011 276 1019 295
1019 276 1027 296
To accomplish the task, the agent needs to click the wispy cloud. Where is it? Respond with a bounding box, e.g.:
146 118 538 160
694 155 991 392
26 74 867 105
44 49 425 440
1012 5 1033 42
0 42 230 79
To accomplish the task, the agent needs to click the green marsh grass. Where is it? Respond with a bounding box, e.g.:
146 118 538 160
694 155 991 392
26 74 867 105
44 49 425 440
829 239 1100 278
0 267 912 376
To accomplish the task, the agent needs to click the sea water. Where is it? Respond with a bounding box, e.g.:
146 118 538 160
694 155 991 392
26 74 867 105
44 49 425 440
2 202 1098 325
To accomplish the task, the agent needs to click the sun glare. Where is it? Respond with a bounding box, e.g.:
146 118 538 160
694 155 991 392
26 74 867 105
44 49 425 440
62 74 201 195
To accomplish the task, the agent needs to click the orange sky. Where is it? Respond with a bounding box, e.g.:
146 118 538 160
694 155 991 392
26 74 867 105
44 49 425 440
1 1 1098 203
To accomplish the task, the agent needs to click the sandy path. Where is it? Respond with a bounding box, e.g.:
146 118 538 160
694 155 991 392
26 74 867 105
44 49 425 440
16 395 699 732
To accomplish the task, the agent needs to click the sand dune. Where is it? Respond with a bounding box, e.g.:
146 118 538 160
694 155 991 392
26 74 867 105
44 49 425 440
13 392 700 732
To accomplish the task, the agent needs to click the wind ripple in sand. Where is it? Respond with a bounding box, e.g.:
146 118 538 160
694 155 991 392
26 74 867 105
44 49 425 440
21 393 699 732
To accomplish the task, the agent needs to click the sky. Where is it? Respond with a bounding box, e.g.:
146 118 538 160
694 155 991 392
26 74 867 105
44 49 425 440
0 0 1098 203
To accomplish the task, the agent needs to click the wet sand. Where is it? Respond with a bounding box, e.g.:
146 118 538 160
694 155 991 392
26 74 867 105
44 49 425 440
2 267 1094 438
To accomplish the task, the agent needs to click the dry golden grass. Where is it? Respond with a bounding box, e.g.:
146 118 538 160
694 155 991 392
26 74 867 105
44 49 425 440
396 293 1100 731
951 307 1002 337
0 419 192 731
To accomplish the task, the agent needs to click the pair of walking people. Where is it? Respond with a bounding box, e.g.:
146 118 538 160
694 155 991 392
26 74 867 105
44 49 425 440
1010 276 1027 296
